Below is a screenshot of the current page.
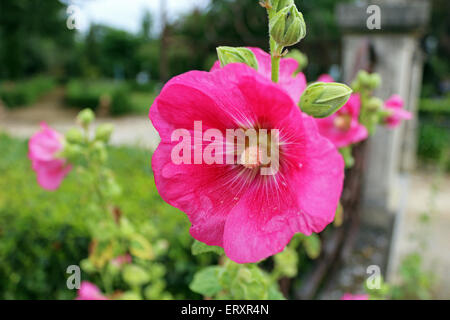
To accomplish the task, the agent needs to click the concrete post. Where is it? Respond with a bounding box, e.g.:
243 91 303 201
337 0 430 228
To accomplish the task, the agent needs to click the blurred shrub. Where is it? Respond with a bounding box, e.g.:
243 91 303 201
0 76 55 108
65 80 155 116
417 97 450 171
0 133 211 299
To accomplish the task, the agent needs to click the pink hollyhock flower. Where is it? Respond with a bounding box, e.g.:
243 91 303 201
149 63 344 263
317 74 334 83
76 281 108 300
384 94 412 128
211 47 307 104
315 94 368 149
341 293 369 300
111 254 132 267
28 122 72 191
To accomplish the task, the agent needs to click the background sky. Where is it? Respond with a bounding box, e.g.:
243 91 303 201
69 0 211 33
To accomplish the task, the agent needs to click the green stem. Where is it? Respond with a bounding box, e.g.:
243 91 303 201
267 7 282 83
271 45 282 83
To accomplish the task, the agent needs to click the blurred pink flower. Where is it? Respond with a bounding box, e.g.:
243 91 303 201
149 63 344 263
341 293 369 300
317 74 334 83
211 47 307 104
76 281 108 300
28 122 72 191
384 94 412 128
111 254 132 267
315 94 368 148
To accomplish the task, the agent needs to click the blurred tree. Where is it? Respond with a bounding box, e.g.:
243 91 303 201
166 0 352 79
0 0 76 79
422 0 450 97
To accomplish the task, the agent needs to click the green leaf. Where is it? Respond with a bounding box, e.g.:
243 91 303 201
122 264 150 286
189 266 223 297
191 240 224 256
303 234 321 260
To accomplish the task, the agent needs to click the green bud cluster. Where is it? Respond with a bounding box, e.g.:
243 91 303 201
352 71 381 92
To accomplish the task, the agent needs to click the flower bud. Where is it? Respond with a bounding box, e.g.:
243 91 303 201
77 108 95 127
65 128 84 144
368 73 381 89
367 97 383 112
271 0 294 12
270 5 306 47
299 82 353 118
62 143 83 161
95 123 114 143
216 46 259 70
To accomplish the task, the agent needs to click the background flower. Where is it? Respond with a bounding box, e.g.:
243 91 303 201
76 281 108 300
341 293 369 300
315 94 368 148
28 122 72 191
384 94 412 128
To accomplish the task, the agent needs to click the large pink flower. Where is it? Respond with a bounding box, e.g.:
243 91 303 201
211 47 307 104
315 94 368 149
76 281 108 300
149 63 344 263
384 94 412 128
28 122 72 191
341 293 369 300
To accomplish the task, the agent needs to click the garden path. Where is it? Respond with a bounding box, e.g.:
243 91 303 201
0 88 160 150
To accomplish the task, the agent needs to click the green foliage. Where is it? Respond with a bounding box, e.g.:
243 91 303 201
192 240 224 256
0 76 55 108
0 132 209 299
0 0 75 79
390 253 435 300
189 266 223 297
190 259 285 300
65 80 155 115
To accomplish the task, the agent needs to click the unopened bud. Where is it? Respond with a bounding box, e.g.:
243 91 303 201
299 82 353 118
271 0 294 12
95 123 114 143
77 108 95 127
216 46 259 70
270 5 306 47
367 97 383 112
65 128 84 144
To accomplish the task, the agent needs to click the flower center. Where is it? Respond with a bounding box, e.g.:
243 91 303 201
333 114 352 131
240 145 263 169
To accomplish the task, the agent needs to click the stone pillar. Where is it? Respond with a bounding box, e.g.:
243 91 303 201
337 0 430 228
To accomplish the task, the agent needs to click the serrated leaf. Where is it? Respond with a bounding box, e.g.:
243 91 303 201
191 240 224 256
189 266 223 297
